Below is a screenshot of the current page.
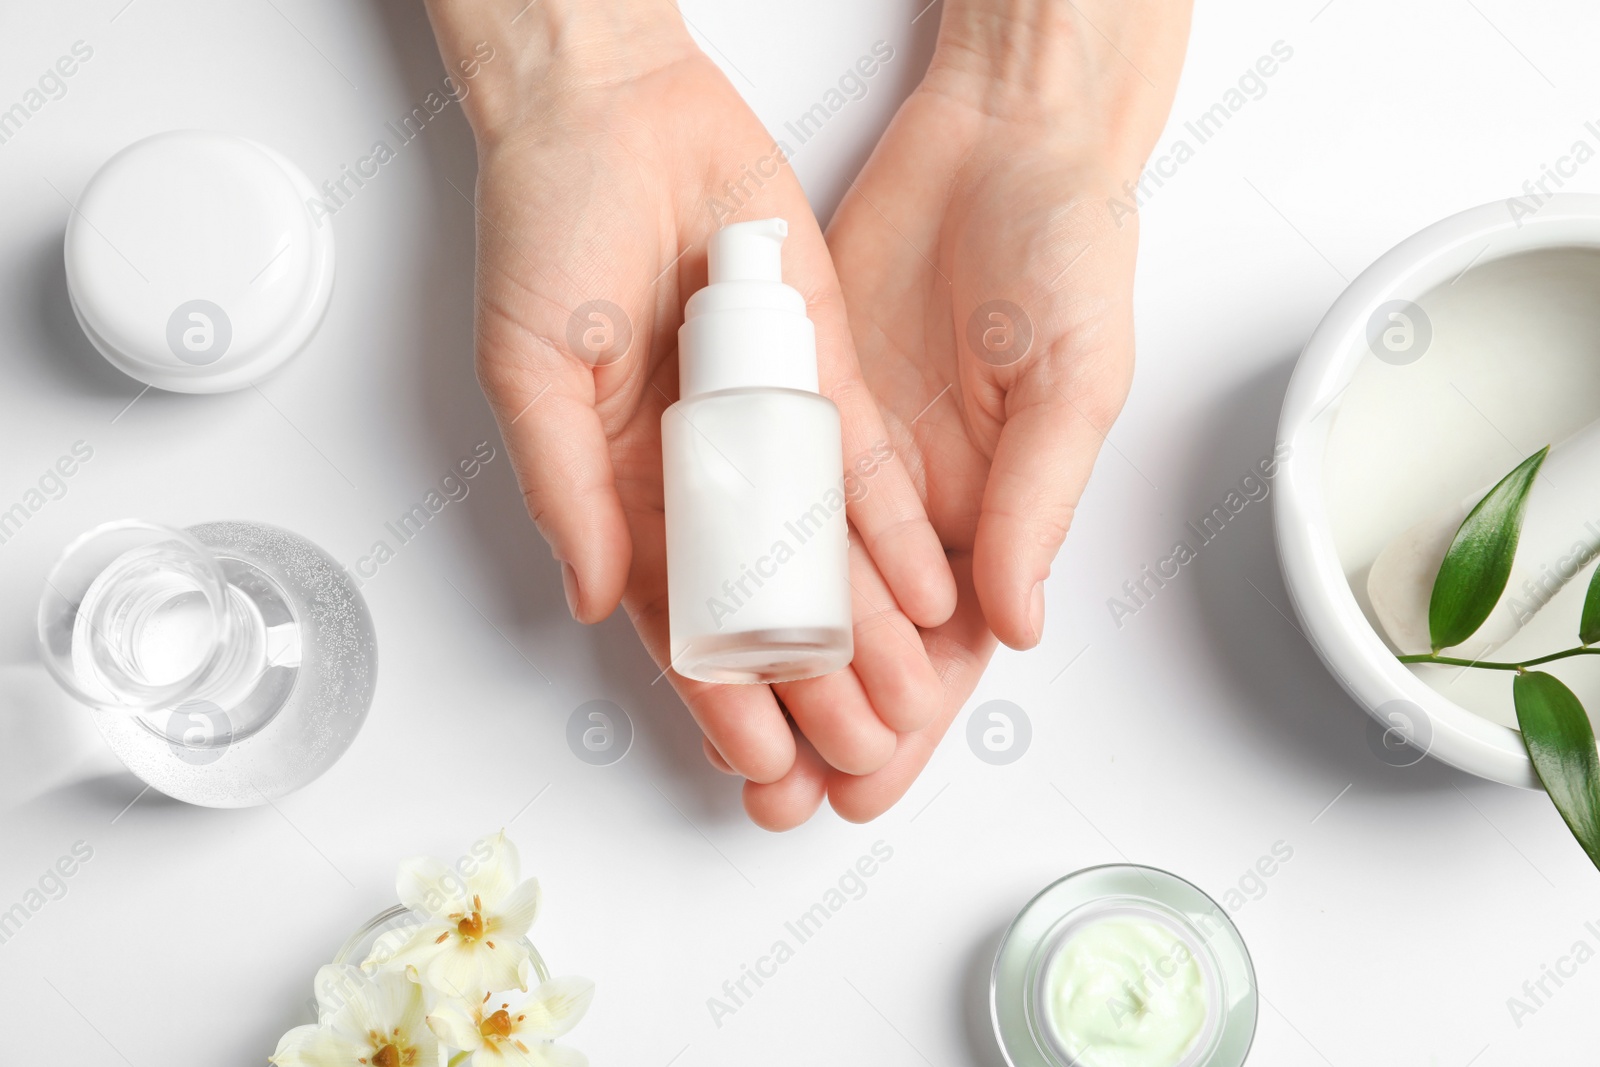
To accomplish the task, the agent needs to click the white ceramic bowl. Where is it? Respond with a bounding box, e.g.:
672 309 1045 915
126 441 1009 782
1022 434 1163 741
1275 193 1600 788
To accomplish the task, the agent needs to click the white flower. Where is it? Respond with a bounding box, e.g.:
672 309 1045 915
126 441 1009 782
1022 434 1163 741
426 973 594 1067
271 966 438 1067
372 831 541 1000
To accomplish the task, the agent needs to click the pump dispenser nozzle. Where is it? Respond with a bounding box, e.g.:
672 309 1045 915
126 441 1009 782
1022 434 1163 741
708 218 787 284
678 217 816 399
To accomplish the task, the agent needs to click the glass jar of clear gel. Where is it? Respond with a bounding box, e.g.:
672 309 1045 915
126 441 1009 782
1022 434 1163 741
36 519 377 807
991 865 1257 1067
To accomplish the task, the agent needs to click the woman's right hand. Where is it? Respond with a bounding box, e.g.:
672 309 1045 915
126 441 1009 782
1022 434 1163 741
422 0 956 826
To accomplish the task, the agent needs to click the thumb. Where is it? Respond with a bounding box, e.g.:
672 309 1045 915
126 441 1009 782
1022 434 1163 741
973 369 1130 650
480 345 632 624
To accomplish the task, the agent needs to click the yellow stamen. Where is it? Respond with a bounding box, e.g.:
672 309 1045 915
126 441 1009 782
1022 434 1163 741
480 1008 514 1041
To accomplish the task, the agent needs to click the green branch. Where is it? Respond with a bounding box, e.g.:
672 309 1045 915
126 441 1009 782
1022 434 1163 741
1398 646 1600 672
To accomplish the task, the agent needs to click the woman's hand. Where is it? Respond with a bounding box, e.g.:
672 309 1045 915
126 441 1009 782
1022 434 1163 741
743 0 1193 824
422 0 956 826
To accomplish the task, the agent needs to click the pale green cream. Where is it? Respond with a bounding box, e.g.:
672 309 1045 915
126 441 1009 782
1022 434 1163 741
1042 914 1209 1067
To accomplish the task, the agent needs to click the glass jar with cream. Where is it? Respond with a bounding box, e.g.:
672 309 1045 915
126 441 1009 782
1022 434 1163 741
991 865 1257 1067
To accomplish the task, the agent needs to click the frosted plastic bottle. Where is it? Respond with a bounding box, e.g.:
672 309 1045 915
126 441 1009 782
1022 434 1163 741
662 219 853 684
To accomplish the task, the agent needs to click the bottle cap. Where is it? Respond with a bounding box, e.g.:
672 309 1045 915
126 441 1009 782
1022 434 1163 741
64 131 335 394
678 218 817 398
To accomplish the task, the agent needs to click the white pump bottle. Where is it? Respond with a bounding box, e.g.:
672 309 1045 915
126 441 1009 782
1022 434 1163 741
661 218 853 684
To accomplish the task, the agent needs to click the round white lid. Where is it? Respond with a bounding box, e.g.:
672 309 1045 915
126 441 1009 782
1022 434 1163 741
64 131 335 394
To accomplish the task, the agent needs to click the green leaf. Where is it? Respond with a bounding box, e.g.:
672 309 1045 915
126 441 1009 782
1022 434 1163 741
1581 559 1600 646
1514 670 1600 873
1428 446 1549 652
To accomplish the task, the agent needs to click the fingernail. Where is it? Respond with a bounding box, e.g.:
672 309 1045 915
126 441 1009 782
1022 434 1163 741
561 562 580 620
1029 581 1045 644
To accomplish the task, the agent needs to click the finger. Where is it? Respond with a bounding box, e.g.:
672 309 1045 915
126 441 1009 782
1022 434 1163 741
702 736 738 775
833 375 958 629
782 210 957 629
840 534 942 734
620 465 797 784
972 365 1128 649
744 732 829 832
772 536 936 771
486 362 633 624
828 559 997 823
773 667 896 778
470 158 646 626
643 611 796 785
673 675 795 784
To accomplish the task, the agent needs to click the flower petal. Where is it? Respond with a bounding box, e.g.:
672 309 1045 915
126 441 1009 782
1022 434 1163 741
499 1042 588 1067
423 944 484 1001
491 878 541 941
363 922 425 975
399 856 472 919
498 940 533 989
269 1022 358 1067
391 973 431 1044
425 998 484 1052
424 940 525 1003
514 977 595 1040
309 963 365 1022
412 1036 444 1067
516 954 538 993
466 830 519 907
380 921 454 973
545 1044 590 1067
467 1041 513 1067
341 969 423 1038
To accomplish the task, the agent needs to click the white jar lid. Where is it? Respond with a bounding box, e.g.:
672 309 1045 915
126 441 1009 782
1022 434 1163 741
64 131 335 394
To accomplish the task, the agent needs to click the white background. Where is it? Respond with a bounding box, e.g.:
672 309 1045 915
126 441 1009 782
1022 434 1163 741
3 0 1600 1063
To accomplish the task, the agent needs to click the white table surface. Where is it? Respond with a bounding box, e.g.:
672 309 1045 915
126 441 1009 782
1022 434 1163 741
4 1 1599 1063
